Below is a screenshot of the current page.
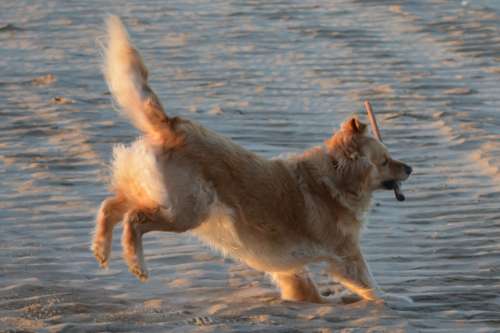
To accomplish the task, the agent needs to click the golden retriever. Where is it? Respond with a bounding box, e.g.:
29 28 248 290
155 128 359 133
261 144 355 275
91 16 412 304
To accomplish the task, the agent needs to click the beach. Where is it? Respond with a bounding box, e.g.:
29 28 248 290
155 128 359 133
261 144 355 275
1 0 499 332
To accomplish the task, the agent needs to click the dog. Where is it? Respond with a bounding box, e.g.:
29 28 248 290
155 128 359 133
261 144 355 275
91 16 412 304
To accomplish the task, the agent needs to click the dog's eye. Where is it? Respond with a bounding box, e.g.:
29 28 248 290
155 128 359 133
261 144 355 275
381 158 389 166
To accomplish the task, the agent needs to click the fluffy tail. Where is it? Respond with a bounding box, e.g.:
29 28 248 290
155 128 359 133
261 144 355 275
104 16 169 139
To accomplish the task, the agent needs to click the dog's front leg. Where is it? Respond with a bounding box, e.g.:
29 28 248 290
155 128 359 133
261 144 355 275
271 270 324 303
328 251 413 305
328 248 382 302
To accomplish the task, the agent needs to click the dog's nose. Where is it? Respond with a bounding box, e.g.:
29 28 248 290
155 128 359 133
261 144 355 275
404 165 413 175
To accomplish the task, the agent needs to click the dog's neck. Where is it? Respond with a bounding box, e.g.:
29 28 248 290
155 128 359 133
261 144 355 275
290 146 373 220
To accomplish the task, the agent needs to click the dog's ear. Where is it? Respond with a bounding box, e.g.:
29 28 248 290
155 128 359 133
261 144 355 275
341 117 367 135
325 117 367 157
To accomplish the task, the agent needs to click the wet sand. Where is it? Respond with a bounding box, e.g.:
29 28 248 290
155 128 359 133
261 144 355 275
1 0 499 332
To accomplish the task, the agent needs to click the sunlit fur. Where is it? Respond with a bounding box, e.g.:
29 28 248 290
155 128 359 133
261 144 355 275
92 16 412 304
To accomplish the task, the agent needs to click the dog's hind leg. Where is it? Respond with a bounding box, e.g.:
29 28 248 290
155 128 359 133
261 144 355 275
271 270 324 303
121 207 197 281
92 196 128 268
121 210 150 281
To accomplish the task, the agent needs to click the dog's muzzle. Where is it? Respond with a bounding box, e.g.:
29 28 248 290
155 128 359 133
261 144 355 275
382 163 412 202
382 180 406 201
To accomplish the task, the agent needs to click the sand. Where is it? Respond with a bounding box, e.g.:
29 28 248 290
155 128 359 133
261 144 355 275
1 0 499 332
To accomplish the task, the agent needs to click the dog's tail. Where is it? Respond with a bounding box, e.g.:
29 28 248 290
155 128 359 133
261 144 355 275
104 16 170 141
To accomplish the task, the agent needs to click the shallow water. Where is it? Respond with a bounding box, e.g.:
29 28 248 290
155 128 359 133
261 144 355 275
1 1 499 332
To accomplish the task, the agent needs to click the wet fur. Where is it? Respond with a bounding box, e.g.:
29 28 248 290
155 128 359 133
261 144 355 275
92 16 412 304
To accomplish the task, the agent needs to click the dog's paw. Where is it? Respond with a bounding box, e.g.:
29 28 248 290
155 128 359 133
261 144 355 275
91 241 110 268
129 265 149 282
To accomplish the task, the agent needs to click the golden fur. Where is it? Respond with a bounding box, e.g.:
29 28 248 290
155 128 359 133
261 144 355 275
92 16 413 304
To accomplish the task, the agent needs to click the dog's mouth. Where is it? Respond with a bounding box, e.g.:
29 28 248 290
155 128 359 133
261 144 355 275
382 180 405 201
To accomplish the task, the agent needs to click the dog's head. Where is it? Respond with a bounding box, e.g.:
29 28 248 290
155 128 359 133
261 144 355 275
325 117 412 201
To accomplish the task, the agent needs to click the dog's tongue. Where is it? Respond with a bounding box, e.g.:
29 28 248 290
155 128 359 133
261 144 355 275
394 182 405 201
